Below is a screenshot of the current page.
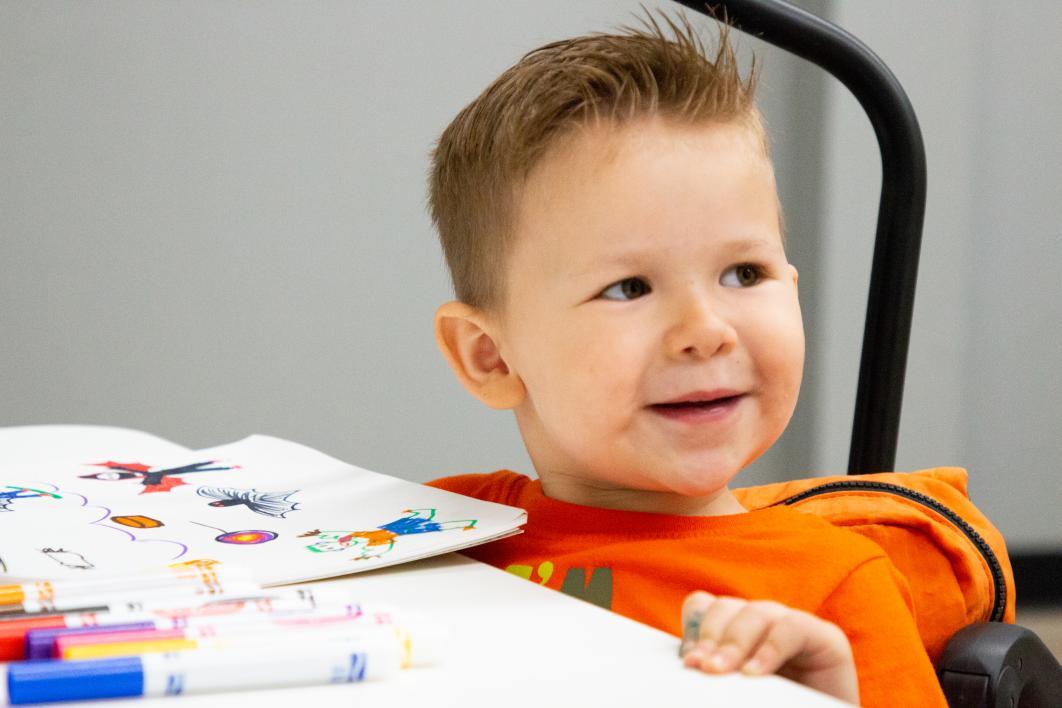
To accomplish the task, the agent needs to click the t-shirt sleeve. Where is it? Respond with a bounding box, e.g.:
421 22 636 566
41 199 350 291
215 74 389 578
424 474 473 493
424 472 518 504
816 555 946 708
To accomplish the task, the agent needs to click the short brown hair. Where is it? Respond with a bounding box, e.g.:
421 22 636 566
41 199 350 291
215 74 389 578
428 11 763 313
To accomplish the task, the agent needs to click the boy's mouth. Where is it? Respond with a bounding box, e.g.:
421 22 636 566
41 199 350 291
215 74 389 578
651 390 742 406
649 390 744 422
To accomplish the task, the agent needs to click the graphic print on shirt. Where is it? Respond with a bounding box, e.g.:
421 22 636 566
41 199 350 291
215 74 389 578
560 567 612 609
505 562 613 610
505 561 554 585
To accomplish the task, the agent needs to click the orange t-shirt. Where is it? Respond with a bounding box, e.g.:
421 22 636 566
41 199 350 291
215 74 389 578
428 471 945 708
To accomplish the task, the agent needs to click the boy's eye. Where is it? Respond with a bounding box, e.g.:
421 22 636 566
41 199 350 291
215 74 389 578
600 277 651 301
721 264 764 288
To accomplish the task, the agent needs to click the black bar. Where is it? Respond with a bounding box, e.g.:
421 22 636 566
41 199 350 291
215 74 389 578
674 0 927 474
1012 552 1062 607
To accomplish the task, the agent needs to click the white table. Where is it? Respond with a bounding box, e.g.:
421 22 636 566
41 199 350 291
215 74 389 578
50 554 843 708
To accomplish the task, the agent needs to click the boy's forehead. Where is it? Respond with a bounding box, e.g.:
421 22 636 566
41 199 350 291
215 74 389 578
518 117 770 216
546 116 767 174
512 117 777 256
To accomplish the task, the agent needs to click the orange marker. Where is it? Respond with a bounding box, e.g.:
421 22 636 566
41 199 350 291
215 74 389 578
0 566 255 616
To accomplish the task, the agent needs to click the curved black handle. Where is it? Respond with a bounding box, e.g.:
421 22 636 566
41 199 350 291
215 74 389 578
673 0 927 474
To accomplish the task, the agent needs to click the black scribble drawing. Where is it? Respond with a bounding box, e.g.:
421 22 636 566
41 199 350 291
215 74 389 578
196 486 300 519
40 548 95 570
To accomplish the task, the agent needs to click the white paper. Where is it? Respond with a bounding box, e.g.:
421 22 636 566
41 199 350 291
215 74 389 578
0 428 526 586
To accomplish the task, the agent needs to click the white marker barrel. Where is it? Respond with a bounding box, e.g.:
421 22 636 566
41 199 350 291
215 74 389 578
141 639 401 695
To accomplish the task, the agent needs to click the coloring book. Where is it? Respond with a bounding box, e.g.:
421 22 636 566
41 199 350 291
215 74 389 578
0 425 527 586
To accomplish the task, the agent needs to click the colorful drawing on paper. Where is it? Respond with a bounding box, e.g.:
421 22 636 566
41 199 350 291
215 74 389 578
79 460 239 494
0 483 183 572
190 521 277 545
196 486 300 518
215 530 276 545
40 548 94 570
299 508 478 561
76 492 186 560
111 514 164 529
0 485 61 511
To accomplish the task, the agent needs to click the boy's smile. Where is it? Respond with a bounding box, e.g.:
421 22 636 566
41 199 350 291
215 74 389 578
445 116 804 516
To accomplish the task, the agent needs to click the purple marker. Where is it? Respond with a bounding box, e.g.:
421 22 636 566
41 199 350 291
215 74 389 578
25 622 155 659
25 600 387 659
17 588 375 659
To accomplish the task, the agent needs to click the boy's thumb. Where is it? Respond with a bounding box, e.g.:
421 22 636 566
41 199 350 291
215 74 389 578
679 590 715 656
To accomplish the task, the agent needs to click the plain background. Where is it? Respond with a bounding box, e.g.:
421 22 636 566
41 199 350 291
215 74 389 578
2 1 1059 552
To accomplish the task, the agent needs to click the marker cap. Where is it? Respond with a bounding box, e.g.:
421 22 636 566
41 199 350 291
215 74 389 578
26 622 156 659
7 657 145 705
0 616 67 661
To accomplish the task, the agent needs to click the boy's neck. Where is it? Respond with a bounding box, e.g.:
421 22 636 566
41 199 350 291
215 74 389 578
538 475 747 517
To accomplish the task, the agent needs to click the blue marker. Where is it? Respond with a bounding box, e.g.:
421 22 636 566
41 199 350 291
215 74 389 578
4 638 401 704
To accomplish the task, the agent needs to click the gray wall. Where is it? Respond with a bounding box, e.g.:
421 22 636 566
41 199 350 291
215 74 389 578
814 2 1062 550
2 2 1058 550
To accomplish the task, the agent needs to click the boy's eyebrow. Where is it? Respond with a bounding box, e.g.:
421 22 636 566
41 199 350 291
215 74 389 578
569 236 778 277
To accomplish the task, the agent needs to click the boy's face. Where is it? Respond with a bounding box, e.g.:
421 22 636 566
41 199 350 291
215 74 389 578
491 117 803 510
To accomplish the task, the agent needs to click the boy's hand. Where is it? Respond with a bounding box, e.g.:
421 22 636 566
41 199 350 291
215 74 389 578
680 591 858 705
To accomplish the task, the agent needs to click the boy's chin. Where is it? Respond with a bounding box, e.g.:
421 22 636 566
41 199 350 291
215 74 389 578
658 470 739 499
636 476 745 516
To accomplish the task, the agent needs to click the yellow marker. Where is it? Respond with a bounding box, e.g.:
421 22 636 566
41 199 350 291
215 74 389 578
63 624 426 666
64 638 198 660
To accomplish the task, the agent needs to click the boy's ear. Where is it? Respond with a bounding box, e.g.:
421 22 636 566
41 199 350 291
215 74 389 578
433 301 526 410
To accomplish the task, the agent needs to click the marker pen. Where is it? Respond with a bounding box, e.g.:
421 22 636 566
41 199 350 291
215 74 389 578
4 638 403 704
0 565 247 606
6 585 366 660
46 603 398 660
60 620 434 668
0 578 261 618
0 567 254 615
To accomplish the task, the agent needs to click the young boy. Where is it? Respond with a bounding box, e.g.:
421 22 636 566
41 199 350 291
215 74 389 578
425 13 944 707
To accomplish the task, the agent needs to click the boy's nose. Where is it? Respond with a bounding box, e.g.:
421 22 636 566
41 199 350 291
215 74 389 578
662 294 738 360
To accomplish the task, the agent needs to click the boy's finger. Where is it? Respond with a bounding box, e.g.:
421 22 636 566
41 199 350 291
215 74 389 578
741 613 810 675
742 614 859 702
679 591 714 657
682 595 745 663
694 596 746 642
680 590 715 620
711 602 789 671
